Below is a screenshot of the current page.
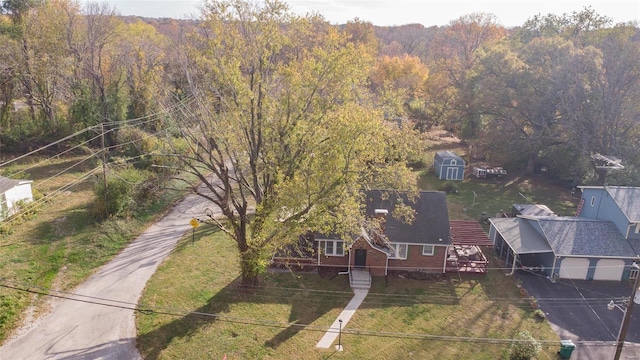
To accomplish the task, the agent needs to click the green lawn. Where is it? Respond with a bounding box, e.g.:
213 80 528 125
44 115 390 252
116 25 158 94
136 136 577 360
137 226 562 360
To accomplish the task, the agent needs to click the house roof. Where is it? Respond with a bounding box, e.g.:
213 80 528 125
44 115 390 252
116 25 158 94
0 176 32 194
535 216 637 258
364 190 451 246
490 217 552 254
513 203 556 217
604 186 640 222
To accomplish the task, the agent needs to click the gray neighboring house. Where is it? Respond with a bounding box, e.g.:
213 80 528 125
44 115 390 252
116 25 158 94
0 176 34 218
490 186 640 282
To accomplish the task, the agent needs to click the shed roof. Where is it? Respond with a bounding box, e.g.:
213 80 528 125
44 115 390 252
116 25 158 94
0 176 32 194
364 190 451 246
490 217 552 254
434 150 464 162
535 216 637 258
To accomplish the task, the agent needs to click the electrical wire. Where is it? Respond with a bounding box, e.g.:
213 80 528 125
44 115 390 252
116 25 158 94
0 126 100 168
0 279 623 347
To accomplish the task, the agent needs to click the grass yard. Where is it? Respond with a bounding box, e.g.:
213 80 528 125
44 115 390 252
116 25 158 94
136 131 578 359
137 227 561 360
419 130 579 220
0 154 191 343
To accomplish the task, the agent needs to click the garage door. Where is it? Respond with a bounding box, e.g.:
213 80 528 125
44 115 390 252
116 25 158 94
593 259 625 281
559 258 589 279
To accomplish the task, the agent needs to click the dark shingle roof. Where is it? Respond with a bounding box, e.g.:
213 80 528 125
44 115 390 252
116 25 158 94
606 186 640 222
536 217 636 257
364 190 451 246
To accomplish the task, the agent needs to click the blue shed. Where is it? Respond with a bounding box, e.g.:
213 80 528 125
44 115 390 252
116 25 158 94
433 151 465 180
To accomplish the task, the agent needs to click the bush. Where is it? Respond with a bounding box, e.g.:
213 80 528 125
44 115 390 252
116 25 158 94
508 330 541 360
438 181 459 193
92 167 151 219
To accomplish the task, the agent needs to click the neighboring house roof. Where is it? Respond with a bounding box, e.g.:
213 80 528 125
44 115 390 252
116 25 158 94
0 176 32 194
490 217 552 254
513 203 556 217
534 216 636 258
364 190 451 246
604 186 640 222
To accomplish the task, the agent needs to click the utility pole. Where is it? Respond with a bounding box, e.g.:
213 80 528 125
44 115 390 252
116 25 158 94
613 262 640 360
100 122 108 191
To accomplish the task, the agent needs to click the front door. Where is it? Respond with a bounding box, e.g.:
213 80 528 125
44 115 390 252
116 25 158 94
446 167 458 180
354 249 367 268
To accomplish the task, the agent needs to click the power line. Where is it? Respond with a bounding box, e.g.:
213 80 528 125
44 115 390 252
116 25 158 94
0 279 619 346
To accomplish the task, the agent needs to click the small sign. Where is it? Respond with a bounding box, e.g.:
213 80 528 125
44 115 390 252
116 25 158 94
190 218 200 228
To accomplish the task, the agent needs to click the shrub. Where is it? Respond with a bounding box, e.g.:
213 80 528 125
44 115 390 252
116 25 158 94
92 167 151 219
438 181 459 193
533 309 546 320
508 330 541 360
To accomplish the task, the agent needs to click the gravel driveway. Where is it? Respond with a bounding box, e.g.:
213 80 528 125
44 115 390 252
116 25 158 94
0 192 214 360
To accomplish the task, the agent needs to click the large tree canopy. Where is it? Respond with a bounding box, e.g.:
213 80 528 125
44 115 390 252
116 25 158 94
162 0 420 285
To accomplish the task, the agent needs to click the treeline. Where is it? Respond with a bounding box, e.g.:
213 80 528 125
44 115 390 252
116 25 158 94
1 0 639 186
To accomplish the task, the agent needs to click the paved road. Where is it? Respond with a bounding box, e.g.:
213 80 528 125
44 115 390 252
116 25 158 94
518 271 640 360
0 192 212 360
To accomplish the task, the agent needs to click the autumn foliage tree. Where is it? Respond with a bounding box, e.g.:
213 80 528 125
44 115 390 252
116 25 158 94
163 0 420 285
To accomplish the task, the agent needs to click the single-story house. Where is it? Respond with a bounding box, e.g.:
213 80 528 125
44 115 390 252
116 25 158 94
433 151 465 181
0 176 33 218
317 190 453 276
272 190 494 283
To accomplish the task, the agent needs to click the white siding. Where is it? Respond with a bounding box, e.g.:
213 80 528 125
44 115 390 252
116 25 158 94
4 183 33 215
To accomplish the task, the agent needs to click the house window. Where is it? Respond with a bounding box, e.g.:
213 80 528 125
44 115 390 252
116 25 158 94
590 196 596 206
450 160 457 165
422 245 435 256
323 240 344 256
390 243 408 259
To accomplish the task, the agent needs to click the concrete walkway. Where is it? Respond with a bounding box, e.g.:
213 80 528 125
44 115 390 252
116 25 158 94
316 288 369 349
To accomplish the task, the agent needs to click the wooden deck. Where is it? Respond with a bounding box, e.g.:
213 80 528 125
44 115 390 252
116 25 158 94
446 245 488 274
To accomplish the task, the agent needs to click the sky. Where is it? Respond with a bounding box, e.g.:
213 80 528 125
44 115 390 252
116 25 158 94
87 0 640 27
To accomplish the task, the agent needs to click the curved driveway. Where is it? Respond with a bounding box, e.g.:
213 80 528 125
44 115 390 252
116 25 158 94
0 192 212 360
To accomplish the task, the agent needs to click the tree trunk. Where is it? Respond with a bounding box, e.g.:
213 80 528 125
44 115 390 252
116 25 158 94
525 154 536 175
239 248 262 287
594 167 608 186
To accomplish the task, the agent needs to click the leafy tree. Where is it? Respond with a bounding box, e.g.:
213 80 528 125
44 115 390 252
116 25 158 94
518 6 612 46
120 20 167 121
162 0 419 285
370 54 429 120
14 0 76 133
427 13 506 138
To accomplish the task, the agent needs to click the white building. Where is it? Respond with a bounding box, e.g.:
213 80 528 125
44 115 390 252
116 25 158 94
0 176 34 218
